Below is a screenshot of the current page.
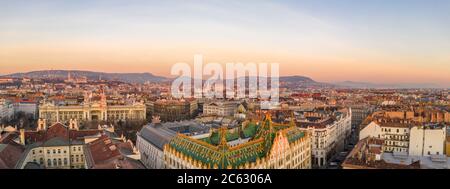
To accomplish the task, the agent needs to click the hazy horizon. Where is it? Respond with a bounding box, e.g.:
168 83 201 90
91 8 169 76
1 68 448 88
1 0 449 87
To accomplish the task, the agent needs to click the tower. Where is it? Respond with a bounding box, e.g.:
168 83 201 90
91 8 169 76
218 126 229 149
152 116 161 124
218 126 229 169
19 129 25 145
290 111 296 127
37 118 47 131
110 124 115 133
83 91 92 103
100 87 107 108
69 119 79 131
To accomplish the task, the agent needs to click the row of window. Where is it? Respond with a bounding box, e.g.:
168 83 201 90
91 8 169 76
385 140 408 147
384 147 407 152
72 146 82 152
59 115 83 120
32 147 82 155
382 128 408 133
47 158 68 167
32 155 84 164
56 111 84 115
384 134 408 140
71 154 84 162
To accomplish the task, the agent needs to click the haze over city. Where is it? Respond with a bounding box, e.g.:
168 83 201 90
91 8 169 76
1 0 449 87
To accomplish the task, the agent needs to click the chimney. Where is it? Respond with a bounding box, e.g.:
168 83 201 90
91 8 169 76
19 129 25 145
120 133 125 142
133 146 138 154
152 116 161 124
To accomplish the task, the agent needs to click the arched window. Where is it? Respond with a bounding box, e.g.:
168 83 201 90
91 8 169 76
47 159 52 167
53 159 57 166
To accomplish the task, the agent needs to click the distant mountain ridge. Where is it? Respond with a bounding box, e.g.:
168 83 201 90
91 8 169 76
4 70 169 83
279 75 333 88
279 75 315 83
4 70 441 88
3 70 327 87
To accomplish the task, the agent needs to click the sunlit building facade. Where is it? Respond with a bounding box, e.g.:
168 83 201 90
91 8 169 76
163 114 311 169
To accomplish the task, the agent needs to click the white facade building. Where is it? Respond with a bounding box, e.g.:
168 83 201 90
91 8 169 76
409 125 446 157
0 99 14 121
300 109 352 167
203 101 238 117
39 100 146 124
17 142 86 169
360 120 447 156
359 120 410 153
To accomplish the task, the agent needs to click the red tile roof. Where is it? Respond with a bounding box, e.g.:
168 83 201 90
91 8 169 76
0 132 19 144
87 135 144 169
0 141 24 169
88 135 121 164
14 99 36 103
24 123 102 144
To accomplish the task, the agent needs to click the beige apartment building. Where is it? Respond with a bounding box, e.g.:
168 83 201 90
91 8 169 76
39 99 146 124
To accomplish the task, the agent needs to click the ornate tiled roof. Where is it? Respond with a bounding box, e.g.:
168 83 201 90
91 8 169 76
168 134 266 169
284 127 305 144
167 113 307 169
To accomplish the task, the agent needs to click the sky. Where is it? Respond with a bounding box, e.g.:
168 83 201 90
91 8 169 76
0 0 449 87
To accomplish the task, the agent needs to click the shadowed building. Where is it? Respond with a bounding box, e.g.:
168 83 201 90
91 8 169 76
14 119 104 169
136 120 210 169
148 99 197 122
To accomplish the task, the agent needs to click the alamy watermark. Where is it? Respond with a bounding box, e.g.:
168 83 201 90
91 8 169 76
171 55 279 109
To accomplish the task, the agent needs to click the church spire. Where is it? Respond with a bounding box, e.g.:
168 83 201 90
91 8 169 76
290 111 296 127
218 126 228 149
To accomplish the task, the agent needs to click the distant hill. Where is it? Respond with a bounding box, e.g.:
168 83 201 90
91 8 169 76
3 70 334 88
4 70 169 83
279 75 315 83
279 75 333 88
177 75 331 88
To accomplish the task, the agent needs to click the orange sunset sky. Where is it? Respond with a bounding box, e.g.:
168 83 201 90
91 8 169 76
0 1 449 87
